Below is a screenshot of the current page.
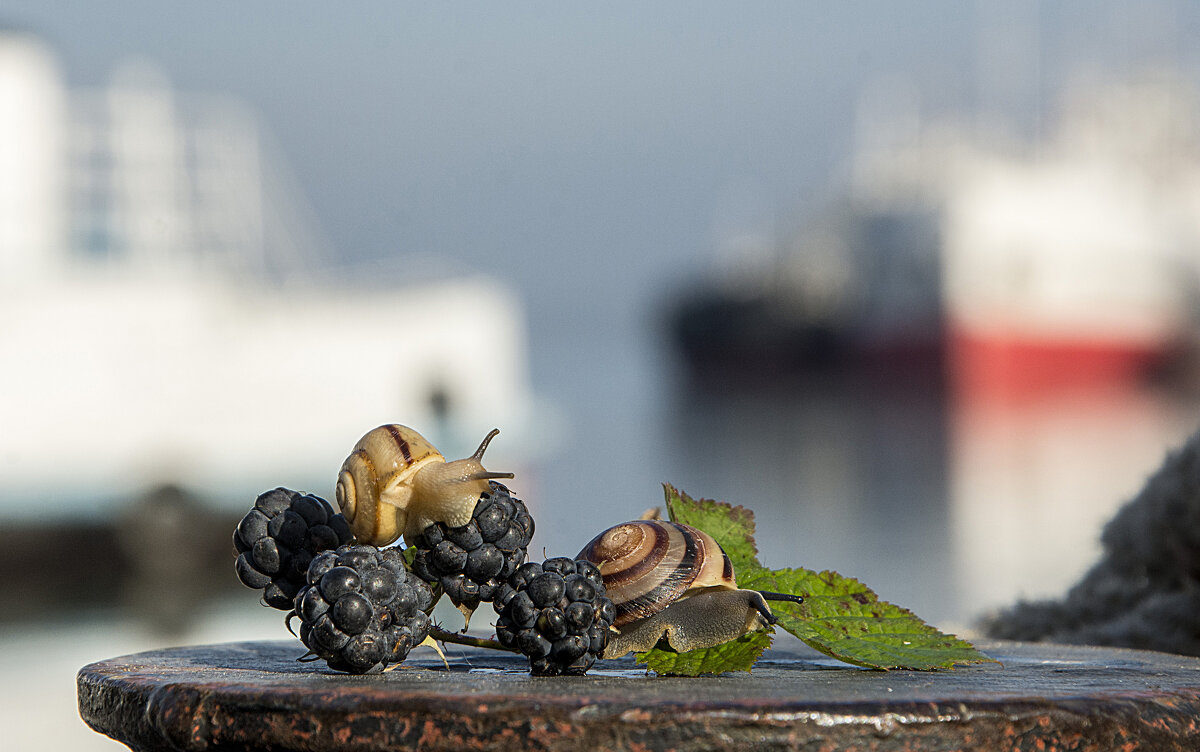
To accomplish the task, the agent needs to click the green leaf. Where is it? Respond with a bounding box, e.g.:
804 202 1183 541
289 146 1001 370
657 485 994 672
739 567 996 670
636 628 774 676
662 483 762 574
400 545 418 569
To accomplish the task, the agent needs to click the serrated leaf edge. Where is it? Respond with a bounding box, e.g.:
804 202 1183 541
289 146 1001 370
662 483 763 571
658 485 996 672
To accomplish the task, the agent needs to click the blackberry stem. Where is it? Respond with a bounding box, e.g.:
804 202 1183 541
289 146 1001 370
429 625 520 653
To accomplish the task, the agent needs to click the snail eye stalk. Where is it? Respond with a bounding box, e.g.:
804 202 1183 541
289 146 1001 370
759 591 805 605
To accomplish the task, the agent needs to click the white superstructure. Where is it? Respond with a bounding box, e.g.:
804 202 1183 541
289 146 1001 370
0 32 66 282
852 70 1200 357
941 75 1200 350
0 32 537 519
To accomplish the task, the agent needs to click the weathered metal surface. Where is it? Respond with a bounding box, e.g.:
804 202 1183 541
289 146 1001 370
78 639 1200 751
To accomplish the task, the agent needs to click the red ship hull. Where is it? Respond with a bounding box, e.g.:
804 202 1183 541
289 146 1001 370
949 328 1169 399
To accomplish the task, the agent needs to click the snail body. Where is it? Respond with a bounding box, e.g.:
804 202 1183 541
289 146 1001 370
335 424 513 547
577 520 801 658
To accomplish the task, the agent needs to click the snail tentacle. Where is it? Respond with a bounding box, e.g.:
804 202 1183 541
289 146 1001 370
468 470 516 482
758 591 805 605
471 428 502 460
333 424 514 547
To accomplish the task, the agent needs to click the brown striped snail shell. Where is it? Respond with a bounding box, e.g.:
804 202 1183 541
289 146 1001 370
335 424 514 547
577 520 803 659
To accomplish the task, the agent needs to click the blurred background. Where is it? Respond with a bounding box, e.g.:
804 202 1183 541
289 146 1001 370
4 2 1200 749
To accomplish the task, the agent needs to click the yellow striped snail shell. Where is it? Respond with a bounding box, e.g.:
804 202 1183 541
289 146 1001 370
335 424 514 547
577 520 803 658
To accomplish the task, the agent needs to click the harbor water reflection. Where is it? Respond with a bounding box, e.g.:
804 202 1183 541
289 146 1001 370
948 379 1200 620
664 366 955 626
660 366 1200 632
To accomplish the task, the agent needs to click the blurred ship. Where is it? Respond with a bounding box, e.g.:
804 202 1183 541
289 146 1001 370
670 71 1200 621
0 31 539 521
669 204 944 385
670 72 1200 395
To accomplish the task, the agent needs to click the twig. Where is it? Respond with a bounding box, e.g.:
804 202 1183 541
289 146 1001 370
429 625 519 653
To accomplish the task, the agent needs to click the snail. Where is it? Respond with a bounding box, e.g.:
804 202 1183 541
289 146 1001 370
335 424 514 547
577 520 803 658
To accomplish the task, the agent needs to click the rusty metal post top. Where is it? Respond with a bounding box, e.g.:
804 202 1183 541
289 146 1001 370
79 640 1200 751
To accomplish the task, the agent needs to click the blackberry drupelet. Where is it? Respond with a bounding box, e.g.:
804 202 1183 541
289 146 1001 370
233 487 355 609
295 544 434 673
494 556 616 676
409 482 534 615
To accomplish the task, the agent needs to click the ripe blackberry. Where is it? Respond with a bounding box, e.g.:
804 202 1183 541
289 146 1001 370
409 482 534 615
295 544 434 674
233 487 355 609
494 557 616 676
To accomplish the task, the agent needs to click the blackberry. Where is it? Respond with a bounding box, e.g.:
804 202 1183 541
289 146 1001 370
233 487 355 609
295 544 434 674
494 557 616 676
409 482 534 616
